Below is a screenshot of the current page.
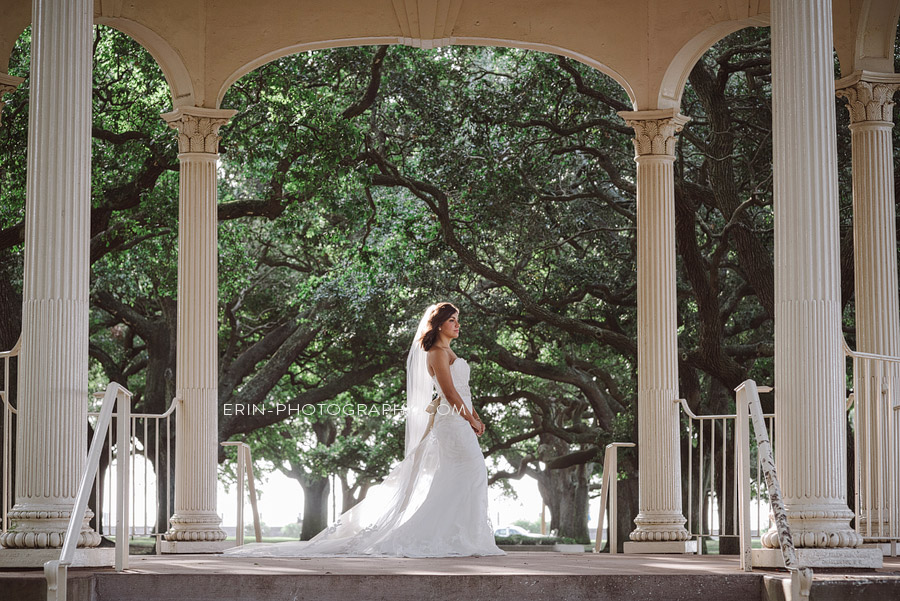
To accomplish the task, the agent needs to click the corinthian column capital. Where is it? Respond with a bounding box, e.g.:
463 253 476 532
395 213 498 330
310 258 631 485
0 73 25 126
161 107 237 154
618 109 690 157
835 72 900 124
0 72 25 96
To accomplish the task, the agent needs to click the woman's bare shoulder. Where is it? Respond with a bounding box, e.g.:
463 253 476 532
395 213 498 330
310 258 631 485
426 347 451 374
426 347 451 365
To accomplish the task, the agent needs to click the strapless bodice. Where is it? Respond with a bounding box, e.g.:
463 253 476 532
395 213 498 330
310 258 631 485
431 358 472 410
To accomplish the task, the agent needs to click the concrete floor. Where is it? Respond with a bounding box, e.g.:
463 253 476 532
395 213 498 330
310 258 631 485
2 552 899 601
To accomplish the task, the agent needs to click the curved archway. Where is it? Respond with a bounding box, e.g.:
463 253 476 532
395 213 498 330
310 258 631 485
657 15 769 110
214 36 636 110
852 0 900 74
95 16 195 107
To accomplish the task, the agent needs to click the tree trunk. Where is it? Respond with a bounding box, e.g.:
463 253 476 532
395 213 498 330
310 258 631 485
0 253 22 351
533 435 592 543
557 461 591 543
613 455 639 553
300 475 330 540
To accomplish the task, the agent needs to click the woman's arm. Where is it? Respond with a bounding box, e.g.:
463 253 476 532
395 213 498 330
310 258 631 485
428 351 484 435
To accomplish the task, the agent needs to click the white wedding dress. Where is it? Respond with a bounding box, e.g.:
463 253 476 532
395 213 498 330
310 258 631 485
224 357 506 558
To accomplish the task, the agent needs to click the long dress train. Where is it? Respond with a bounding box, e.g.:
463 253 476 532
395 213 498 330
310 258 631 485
223 357 506 558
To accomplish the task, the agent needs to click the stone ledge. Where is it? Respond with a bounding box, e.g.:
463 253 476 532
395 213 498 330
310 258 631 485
623 540 697 554
867 541 900 556
496 545 557 552
553 544 585 554
158 540 234 554
752 546 883 569
0 547 115 568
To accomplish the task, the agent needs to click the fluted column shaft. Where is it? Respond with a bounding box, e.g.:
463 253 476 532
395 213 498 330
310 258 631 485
161 107 234 543
836 76 900 539
767 0 860 549
619 110 691 543
0 0 98 549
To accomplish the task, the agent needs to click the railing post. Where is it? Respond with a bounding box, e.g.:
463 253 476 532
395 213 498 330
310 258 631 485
593 442 635 553
115 388 131 571
44 560 65 601
244 445 262 543
610 447 619 554
43 383 132 599
736 384 752 572
735 379 813 597
222 441 263 547
236 446 245 547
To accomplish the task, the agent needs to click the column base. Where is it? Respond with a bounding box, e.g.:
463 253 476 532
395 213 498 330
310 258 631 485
0 507 100 549
623 540 697 554
752 546 883 569
0 547 114 568
158 540 234 554
165 511 227 543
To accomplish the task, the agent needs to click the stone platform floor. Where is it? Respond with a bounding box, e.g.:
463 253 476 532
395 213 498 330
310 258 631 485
1 552 898 601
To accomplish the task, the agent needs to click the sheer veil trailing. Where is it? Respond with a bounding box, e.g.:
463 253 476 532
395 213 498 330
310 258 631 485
222 302 506 558
404 304 437 459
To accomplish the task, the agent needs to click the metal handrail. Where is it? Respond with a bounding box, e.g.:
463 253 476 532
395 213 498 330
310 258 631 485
675 397 775 551
842 339 900 551
842 337 900 364
45 383 133 601
736 380 812 598
87 397 179 545
1 336 20 534
593 442 635 553
221 441 262 546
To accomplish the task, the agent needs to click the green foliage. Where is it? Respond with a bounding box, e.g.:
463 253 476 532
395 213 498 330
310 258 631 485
281 521 303 538
512 518 543 533
245 521 271 537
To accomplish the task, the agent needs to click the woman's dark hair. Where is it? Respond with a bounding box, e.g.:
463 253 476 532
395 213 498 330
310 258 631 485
420 302 459 351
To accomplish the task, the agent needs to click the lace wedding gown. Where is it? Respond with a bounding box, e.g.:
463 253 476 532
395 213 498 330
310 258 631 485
224 357 506 558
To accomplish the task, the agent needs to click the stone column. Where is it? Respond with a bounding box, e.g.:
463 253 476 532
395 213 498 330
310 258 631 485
0 72 25 125
0 0 97 550
159 107 235 551
836 73 900 541
618 109 693 553
761 0 875 566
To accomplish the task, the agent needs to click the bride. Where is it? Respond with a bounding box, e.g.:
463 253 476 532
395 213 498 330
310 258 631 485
224 302 506 558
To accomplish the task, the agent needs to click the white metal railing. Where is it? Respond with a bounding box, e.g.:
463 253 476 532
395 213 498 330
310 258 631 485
2 335 178 550
88 396 179 551
0 336 20 535
221 441 262 546
676 397 774 553
45 383 133 601
736 380 812 599
592 442 635 553
843 340 900 553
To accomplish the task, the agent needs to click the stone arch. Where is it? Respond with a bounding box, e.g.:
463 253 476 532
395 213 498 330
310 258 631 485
852 0 900 74
95 16 196 107
656 15 770 110
214 37 636 110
